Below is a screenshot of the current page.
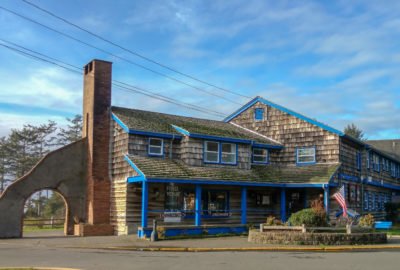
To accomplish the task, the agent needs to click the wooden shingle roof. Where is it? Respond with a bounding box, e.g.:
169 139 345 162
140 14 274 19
128 155 340 184
112 106 281 146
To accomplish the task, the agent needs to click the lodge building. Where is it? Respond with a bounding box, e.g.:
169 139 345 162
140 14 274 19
1 59 399 238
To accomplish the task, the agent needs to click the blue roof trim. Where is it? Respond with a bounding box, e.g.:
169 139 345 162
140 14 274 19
362 178 400 190
146 177 326 188
252 143 284 149
111 113 130 133
171 124 190 136
224 97 344 136
124 155 146 182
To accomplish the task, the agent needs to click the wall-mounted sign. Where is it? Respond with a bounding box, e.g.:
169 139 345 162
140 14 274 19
163 211 183 223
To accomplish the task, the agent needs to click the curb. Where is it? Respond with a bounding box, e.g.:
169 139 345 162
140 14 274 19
103 245 400 252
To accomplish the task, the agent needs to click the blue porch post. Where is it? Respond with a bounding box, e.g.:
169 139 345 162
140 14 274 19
324 185 330 215
280 188 286 222
195 184 202 226
241 187 247 224
141 181 148 228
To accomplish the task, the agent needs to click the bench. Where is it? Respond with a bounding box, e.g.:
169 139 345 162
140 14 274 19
374 221 393 230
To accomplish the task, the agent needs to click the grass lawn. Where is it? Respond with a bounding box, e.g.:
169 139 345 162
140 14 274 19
23 225 63 232
386 227 400 235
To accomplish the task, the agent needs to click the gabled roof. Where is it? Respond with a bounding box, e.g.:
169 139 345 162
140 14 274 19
126 155 340 185
111 106 282 147
224 96 345 136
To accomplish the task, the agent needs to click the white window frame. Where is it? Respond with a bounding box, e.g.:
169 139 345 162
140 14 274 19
204 141 220 163
148 138 163 156
252 148 269 164
296 147 316 165
221 143 237 164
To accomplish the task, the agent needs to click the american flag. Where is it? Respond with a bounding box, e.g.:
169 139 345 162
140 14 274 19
333 185 348 217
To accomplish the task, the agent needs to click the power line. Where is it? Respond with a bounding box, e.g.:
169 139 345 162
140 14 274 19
21 0 252 100
0 5 242 105
0 40 227 118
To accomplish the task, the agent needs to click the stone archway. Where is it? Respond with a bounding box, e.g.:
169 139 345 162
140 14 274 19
0 139 87 238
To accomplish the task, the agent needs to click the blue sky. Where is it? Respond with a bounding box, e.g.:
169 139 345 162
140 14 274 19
0 0 399 139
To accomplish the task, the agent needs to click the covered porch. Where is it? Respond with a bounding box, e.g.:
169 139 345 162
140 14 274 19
124 155 340 238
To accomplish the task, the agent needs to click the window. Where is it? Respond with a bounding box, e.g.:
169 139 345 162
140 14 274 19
367 151 371 169
356 151 361 170
148 138 163 156
296 147 316 164
204 141 237 165
364 191 369 211
391 162 396 177
252 148 269 164
202 190 229 217
254 108 264 121
372 154 380 172
204 141 219 163
221 143 236 164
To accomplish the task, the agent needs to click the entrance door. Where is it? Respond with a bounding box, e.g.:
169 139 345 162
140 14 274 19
287 189 305 216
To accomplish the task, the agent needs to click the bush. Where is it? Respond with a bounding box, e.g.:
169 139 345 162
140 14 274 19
288 208 327 227
359 214 375 227
265 215 282 226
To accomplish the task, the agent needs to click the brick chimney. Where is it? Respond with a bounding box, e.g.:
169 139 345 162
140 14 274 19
76 59 114 236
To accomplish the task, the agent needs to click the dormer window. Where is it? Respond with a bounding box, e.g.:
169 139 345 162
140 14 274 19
204 141 237 165
221 143 236 164
254 108 264 121
148 138 163 156
296 147 316 165
252 148 269 164
204 141 219 163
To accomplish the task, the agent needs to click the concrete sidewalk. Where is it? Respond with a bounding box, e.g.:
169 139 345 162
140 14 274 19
1 231 400 252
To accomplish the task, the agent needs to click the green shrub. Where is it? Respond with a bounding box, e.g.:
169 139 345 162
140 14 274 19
359 214 375 227
288 208 327 227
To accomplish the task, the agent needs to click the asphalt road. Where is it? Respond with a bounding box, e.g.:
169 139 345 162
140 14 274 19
0 242 399 270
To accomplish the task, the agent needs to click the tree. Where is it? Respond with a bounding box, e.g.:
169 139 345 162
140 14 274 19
0 137 12 194
344 123 365 140
57 115 82 146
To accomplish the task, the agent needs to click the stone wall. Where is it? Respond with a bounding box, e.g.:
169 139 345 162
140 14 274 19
248 229 387 245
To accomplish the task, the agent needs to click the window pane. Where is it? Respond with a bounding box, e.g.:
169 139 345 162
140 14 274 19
253 148 267 156
149 146 162 154
298 155 315 163
150 138 162 147
222 143 234 153
298 148 315 156
254 108 264 120
253 155 267 163
222 153 236 163
205 152 218 162
206 141 219 152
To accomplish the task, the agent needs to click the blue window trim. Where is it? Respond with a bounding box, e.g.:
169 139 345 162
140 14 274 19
254 108 264 121
364 191 369 211
295 146 316 166
148 137 164 157
203 141 238 166
252 148 269 164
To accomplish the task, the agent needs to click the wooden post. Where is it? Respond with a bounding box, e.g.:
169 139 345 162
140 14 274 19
241 187 247 225
195 184 202 226
280 188 286 222
324 185 330 214
141 181 148 228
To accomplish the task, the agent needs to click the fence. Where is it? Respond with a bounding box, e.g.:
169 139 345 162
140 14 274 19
23 218 65 228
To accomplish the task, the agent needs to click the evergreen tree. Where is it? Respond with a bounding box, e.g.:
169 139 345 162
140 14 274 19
344 123 365 140
57 115 82 146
